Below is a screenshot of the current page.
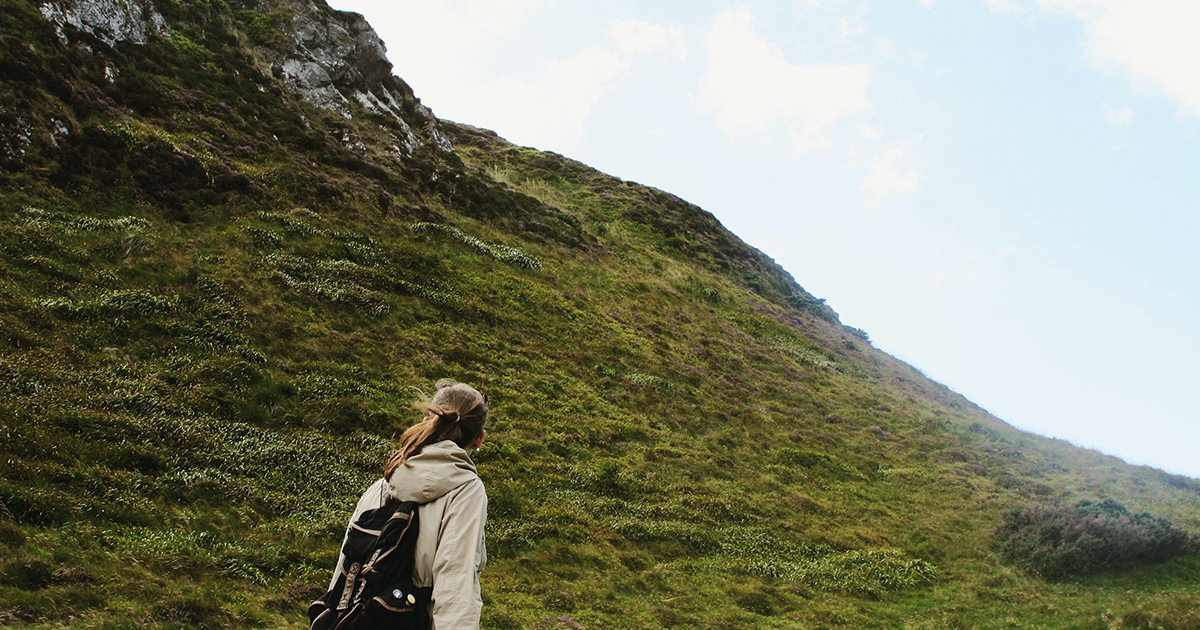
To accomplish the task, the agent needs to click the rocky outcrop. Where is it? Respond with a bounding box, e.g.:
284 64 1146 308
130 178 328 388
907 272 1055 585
38 0 168 47
256 0 451 153
31 0 451 156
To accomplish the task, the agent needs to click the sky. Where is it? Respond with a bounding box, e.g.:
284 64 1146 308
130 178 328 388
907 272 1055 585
325 0 1200 479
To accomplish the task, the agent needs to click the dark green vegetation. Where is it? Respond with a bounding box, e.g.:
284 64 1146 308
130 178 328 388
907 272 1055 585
2 0 1199 628
997 498 1194 579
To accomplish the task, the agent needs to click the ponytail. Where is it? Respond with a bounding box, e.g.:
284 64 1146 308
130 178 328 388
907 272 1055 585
384 380 488 479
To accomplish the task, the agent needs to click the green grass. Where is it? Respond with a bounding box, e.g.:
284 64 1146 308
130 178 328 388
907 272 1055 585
0 0 1197 627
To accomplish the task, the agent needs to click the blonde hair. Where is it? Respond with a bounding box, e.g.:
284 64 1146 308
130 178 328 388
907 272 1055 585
384 379 488 480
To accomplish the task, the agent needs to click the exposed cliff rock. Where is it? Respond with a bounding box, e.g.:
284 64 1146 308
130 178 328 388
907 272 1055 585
26 0 450 158
252 0 450 154
38 0 168 47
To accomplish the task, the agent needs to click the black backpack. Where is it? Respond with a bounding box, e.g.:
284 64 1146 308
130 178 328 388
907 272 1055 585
309 500 433 630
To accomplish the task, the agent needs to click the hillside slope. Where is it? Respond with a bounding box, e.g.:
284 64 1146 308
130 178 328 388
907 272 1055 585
1 0 1198 628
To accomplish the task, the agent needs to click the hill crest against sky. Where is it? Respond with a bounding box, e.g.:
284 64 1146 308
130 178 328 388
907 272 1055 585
323 0 1200 481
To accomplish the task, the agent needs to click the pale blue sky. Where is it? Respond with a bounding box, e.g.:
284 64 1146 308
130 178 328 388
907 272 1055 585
327 0 1200 478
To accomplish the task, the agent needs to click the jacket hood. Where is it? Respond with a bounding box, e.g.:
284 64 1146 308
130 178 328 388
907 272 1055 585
387 440 479 503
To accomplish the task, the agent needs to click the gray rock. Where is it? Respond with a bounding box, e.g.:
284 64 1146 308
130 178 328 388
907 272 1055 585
280 57 352 117
257 0 451 154
0 108 34 161
39 0 168 47
32 0 451 156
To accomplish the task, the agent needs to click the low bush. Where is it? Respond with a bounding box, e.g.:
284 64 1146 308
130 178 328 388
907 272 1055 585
996 498 1194 578
2 556 53 590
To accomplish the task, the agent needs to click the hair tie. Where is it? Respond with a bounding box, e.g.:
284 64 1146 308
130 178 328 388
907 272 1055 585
444 411 460 424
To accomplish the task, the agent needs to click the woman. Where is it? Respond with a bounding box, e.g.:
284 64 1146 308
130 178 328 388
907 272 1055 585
330 379 489 630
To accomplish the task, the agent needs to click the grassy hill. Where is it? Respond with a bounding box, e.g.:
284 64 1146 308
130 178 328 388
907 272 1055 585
2 0 1199 628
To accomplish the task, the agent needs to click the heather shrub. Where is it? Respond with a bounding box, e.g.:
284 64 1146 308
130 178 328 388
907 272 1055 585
997 498 1193 578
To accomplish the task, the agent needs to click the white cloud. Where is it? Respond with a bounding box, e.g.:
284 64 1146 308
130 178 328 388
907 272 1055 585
1019 0 1200 118
839 19 867 40
331 0 697 150
699 7 872 154
874 36 929 66
471 17 694 150
856 124 882 141
608 19 686 60
1102 103 1133 125
325 0 554 128
986 0 1029 14
482 47 629 148
338 0 552 80
861 144 922 206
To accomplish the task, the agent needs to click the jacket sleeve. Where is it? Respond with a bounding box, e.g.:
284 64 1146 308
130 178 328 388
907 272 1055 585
430 478 488 630
327 478 389 592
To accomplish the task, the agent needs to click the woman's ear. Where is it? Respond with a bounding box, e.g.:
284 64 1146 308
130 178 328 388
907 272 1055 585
472 429 486 451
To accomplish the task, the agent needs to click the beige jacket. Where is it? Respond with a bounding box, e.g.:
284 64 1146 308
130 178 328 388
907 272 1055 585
331 440 488 630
